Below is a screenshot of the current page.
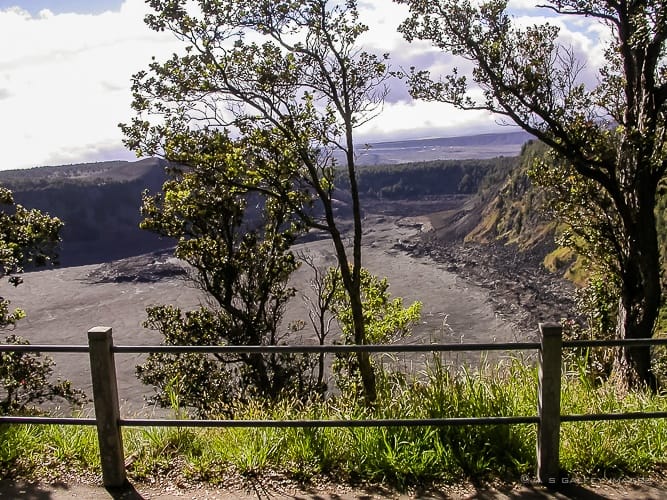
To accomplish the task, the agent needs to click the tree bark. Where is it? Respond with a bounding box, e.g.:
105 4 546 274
613 199 661 391
345 109 377 406
349 282 377 405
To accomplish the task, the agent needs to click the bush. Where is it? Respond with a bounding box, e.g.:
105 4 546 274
0 334 86 414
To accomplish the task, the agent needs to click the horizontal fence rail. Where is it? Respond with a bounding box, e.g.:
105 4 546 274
0 416 98 425
0 341 542 353
1 323 666 488
112 342 543 353
564 338 667 348
120 416 541 428
0 344 90 353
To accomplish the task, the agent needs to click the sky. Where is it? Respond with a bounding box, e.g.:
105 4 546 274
0 0 608 171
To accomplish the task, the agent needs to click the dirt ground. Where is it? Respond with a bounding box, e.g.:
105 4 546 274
2 476 667 499
7 213 525 414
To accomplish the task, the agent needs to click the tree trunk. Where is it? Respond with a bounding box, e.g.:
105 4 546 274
613 204 661 391
243 352 273 397
349 285 377 405
614 301 656 391
345 110 377 406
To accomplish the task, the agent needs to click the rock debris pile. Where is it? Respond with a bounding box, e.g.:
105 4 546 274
415 240 578 335
87 250 187 284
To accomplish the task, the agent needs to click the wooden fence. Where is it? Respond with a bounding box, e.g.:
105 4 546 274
2 323 667 489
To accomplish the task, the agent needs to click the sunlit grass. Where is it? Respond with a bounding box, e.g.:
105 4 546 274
0 422 99 478
560 377 667 476
2 357 667 489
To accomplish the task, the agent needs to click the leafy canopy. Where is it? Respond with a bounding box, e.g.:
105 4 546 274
122 0 393 404
398 0 667 387
136 137 316 415
326 267 422 397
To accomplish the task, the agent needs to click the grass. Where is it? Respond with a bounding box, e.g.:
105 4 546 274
2 356 667 489
560 376 667 476
0 421 99 479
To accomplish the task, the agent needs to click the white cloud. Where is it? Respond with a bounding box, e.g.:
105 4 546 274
507 0 552 12
0 0 611 171
356 99 499 143
0 0 178 170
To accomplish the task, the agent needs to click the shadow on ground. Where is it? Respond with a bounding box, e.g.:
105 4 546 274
106 481 147 499
2 477 667 499
0 479 70 499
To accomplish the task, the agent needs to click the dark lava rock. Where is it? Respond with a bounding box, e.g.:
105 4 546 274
87 250 187 284
411 239 578 335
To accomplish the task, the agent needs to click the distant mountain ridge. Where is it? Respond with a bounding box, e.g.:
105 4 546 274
0 158 165 190
0 131 532 267
355 131 532 165
366 131 532 150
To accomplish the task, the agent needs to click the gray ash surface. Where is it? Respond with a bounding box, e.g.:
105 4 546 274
86 249 187 284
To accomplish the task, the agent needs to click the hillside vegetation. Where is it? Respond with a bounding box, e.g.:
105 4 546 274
0 153 521 267
425 141 580 277
0 158 170 266
351 156 516 198
452 140 667 287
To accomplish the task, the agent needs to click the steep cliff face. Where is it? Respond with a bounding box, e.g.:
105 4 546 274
0 158 172 267
427 140 576 277
466 143 556 248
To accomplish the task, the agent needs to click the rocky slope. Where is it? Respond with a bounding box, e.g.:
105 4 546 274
408 139 578 333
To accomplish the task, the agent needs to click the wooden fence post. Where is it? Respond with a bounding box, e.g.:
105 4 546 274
537 322 563 486
88 326 126 488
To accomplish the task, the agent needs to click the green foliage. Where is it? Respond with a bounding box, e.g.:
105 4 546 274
462 141 556 251
122 0 392 404
528 146 621 279
138 306 317 418
559 375 667 476
137 307 237 417
0 334 86 414
136 155 317 416
575 272 620 341
7 359 667 487
0 423 99 479
657 189 667 272
339 157 516 199
0 186 62 328
325 267 422 398
327 267 422 345
400 0 667 387
116 358 541 486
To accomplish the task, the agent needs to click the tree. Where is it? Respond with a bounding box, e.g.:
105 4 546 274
326 267 422 398
136 155 317 416
0 187 62 328
0 186 84 413
300 251 339 394
121 0 390 403
399 0 667 389
0 334 86 414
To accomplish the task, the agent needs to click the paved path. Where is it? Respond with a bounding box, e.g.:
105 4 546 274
2 478 667 499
